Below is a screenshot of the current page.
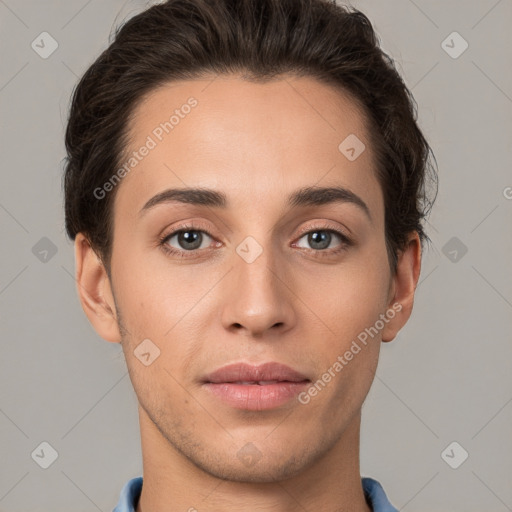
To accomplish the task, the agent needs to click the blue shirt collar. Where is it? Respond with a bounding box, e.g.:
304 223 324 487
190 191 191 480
113 475 398 512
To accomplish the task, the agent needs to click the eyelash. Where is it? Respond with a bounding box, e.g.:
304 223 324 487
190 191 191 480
158 222 353 259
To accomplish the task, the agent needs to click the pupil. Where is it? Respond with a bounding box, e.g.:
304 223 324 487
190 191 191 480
310 231 330 249
180 231 201 250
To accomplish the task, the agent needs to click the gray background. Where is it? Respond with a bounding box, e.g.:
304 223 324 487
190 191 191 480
0 0 511 510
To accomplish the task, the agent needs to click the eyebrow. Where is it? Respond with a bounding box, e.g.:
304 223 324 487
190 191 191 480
139 185 371 220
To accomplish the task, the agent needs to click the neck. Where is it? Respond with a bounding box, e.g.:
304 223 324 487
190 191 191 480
135 405 371 512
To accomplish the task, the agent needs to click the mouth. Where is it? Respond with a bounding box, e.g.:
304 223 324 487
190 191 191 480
202 362 311 411
223 380 297 385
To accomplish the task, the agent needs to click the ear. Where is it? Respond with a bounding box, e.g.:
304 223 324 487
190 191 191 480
74 233 121 343
381 231 422 342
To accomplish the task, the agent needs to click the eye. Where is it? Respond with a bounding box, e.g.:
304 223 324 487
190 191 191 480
158 222 353 259
293 226 352 254
159 225 216 257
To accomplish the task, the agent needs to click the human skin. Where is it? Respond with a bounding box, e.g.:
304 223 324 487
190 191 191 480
75 74 421 512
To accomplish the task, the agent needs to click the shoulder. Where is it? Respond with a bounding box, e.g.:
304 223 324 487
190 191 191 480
112 476 143 512
361 476 399 512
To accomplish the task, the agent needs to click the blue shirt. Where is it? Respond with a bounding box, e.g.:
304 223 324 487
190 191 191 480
113 476 399 511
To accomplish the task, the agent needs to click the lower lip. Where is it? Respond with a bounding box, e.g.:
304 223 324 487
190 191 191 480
203 381 309 411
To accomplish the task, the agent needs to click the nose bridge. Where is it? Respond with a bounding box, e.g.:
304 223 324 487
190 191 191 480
235 231 281 303
221 229 295 334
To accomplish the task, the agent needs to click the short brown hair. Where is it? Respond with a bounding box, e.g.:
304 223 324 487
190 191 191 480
63 0 438 275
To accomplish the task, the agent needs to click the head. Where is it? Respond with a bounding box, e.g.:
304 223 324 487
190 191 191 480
64 0 437 482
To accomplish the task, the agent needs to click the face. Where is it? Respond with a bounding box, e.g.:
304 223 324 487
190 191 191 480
87 74 411 482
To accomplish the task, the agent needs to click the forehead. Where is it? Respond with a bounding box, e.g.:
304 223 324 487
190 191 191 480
127 74 370 155
114 73 382 219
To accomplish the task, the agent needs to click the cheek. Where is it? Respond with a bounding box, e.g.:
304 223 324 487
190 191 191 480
112 252 211 373
303 256 390 339
113 218 391 343
111 247 181 331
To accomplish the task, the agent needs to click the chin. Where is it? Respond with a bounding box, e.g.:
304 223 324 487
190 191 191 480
191 446 317 484
202 461 304 483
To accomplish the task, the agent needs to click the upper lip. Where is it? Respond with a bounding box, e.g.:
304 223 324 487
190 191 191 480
203 362 310 383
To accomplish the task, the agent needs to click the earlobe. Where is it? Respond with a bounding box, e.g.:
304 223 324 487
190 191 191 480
381 232 422 342
74 233 121 343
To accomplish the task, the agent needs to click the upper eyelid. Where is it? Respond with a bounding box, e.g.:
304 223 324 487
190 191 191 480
295 222 351 240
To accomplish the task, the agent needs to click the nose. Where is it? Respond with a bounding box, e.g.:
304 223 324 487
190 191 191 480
220 239 296 337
